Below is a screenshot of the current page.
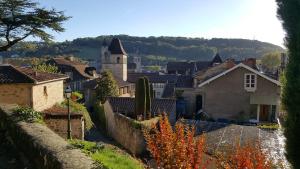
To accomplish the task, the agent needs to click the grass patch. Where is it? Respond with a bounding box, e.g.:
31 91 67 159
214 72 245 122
258 123 280 130
61 100 94 131
69 140 143 169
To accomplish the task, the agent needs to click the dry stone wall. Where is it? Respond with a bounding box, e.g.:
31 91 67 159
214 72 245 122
0 104 97 169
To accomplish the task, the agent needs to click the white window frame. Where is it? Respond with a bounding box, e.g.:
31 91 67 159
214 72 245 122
244 73 257 92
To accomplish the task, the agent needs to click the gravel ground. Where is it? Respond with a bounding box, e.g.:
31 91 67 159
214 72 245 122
184 120 291 168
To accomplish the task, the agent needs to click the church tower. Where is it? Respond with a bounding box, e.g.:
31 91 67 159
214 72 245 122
101 38 127 81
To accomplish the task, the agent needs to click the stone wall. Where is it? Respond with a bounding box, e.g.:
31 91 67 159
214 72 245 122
104 102 158 155
32 80 65 111
0 84 32 107
44 115 84 140
0 104 96 169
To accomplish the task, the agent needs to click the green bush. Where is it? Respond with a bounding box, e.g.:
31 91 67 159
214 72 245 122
12 106 43 123
72 91 83 101
93 103 106 132
61 100 93 131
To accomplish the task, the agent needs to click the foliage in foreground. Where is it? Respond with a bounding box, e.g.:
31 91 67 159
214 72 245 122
144 114 273 169
0 0 69 51
276 0 300 168
92 103 106 132
12 106 43 123
143 114 210 169
69 140 143 169
61 100 93 131
217 141 272 169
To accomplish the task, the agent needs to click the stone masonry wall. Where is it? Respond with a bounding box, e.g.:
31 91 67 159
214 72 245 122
0 104 96 169
0 84 32 107
44 116 84 140
104 103 148 155
32 80 65 111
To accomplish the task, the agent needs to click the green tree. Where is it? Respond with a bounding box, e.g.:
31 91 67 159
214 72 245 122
135 77 146 118
260 52 281 71
96 71 119 103
0 0 69 51
276 0 300 168
144 77 152 118
135 77 152 119
32 63 58 73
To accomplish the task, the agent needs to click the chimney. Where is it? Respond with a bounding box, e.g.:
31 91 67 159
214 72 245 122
243 58 256 68
66 56 74 61
225 58 236 69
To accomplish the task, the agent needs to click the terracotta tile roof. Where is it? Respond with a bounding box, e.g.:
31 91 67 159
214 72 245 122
194 60 235 84
106 97 176 115
43 105 82 116
0 65 68 84
108 38 127 55
50 58 97 79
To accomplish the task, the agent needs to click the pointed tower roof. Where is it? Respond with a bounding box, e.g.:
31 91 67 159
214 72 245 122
211 53 223 65
108 38 127 55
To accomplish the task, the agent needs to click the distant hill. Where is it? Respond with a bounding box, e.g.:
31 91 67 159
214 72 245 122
1 35 284 66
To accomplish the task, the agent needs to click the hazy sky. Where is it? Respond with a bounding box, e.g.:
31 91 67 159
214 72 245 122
38 0 285 47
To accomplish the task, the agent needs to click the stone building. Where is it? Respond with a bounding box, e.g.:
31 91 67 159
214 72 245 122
101 38 127 81
0 65 68 111
179 62 281 122
43 106 84 140
47 56 98 91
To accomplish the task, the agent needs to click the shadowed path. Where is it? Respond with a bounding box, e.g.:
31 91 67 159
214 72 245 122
0 132 33 169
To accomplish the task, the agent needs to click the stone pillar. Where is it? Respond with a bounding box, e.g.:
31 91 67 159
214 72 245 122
257 104 260 122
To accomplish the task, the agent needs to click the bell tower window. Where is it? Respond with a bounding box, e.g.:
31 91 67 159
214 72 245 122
117 57 120 63
104 52 109 62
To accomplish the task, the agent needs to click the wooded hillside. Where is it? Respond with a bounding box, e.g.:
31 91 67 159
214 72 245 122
1 35 284 65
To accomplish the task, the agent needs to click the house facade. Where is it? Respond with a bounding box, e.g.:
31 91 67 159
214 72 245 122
47 57 98 91
180 63 281 122
0 65 68 111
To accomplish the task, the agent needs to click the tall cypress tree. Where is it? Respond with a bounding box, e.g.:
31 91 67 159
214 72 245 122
144 77 152 119
276 0 300 168
135 78 146 118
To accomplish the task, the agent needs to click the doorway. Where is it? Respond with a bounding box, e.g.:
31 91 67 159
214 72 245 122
259 105 270 121
195 95 203 112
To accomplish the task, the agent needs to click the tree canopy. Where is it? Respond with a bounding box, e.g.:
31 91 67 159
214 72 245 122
276 0 300 168
96 71 119 103
260 52 281 71
0 0 69 51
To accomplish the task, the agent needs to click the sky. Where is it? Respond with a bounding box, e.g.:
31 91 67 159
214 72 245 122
37 0 286 47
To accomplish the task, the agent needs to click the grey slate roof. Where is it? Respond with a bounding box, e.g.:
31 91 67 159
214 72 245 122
108 38 127 55
106 97 176 115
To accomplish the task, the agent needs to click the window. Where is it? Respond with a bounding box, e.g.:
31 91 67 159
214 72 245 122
105 52 109 62
43 86 48 97
244 73 257 91
123 87 127 94
117 57 120 63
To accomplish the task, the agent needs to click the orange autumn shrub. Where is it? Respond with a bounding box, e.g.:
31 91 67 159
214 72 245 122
143 114 210 169
219 141 272 169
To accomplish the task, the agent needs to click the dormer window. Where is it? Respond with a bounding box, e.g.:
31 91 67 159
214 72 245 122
244 73 257 92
